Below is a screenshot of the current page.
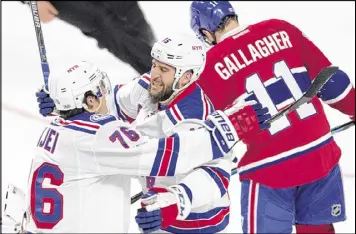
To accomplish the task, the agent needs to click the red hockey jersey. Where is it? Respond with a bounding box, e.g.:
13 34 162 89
198 19 355 188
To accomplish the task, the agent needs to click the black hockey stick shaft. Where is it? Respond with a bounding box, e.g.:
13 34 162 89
131 191 144 204
29 1 50 92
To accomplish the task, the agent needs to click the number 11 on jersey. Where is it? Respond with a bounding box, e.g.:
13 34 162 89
246 60 317 135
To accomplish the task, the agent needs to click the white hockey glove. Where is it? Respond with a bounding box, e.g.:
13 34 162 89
2 184 27 233
135 185 191 233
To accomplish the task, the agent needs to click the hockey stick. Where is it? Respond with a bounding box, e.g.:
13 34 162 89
329 120 355 135
29 1 50 92
131 120 354 204
231 120 355 176
130 66 339 204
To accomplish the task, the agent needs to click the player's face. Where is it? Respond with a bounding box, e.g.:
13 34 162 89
149 59 175 103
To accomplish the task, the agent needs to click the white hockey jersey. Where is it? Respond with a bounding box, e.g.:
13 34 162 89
25 111 235 233
113 73 232 233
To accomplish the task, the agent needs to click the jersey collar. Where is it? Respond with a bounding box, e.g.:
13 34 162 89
220 24 249 42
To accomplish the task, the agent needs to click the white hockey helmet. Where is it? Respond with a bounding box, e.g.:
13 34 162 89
48 61 112 112
150 33 206 91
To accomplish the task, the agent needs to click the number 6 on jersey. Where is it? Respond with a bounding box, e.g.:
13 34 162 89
30 162 64 229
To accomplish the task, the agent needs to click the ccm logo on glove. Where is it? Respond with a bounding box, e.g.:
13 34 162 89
170 186 186 217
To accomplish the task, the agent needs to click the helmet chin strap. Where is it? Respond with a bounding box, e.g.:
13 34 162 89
203 31 217 46
159 73 193 105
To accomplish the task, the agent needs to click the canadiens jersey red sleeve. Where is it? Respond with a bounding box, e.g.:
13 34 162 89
281 19 355 119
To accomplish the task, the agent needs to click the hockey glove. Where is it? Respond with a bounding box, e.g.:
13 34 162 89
224 100 271 143
36 88 56 117
135 185 191 233
2 184 27 233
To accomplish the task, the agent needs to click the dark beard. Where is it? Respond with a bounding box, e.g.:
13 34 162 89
149 84 174 104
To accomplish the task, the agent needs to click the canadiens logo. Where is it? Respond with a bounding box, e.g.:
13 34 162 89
90 114 113 122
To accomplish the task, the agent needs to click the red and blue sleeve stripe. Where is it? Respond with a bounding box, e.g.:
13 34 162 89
164 206 230 233
201 166 230 197
138 74 150 90
150 135 180 176
318 69 352 104
50 119 100 135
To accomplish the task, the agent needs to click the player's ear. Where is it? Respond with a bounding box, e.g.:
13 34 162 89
201 29 214 43
85 95 97 110
180 70 193 87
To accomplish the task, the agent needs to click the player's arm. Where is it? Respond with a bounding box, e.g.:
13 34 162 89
80 110 239 176
177 156 232 208
112 73 153 122
284 19 355 119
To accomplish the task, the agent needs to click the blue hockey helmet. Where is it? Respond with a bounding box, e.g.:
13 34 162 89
190 1 238 42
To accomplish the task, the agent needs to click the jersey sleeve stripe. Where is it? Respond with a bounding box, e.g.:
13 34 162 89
50 122 97 135
166 109 178 125
167 134 180 176
157 137 174 176
165 206 230 233
138 79 149 90
324 83 352 104
205 167 230 193
149 138 166 176
318 69 352 103
201 167 228 197
172 105 184 121
142 74 151 82
59 119 100 129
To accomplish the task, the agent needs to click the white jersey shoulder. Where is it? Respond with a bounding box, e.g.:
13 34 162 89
112 73 156 122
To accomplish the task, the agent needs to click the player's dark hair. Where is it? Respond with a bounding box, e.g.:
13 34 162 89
59 108 85 119
59 91 97 119
216 15 239 33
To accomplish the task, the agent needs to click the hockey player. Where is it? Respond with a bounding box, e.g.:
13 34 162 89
35 34 271 233
3 61 267 233
190 1 355 233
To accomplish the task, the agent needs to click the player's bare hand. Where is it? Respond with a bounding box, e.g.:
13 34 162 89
37 1 58 23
